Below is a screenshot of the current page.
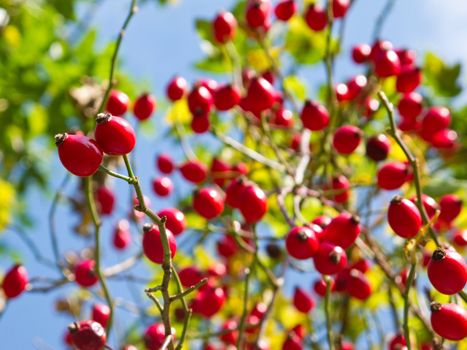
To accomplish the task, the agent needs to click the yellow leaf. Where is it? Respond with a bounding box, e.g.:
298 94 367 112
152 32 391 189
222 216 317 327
165 98 190 126
0 180 15 231
247 47 280 72
4 25 21 47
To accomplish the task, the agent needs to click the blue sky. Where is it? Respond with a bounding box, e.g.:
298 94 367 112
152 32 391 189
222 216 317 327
1 0 466 348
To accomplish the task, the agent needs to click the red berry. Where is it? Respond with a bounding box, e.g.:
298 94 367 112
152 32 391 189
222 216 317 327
333 125 362 155
329 175 350 203
239 183 268 224
313 242 347 275
396 66 422 93
152 177 173 197
346 75 367 100
420 107 451 142
188 85 213 115
178 266 204 288
351 258 371 273
374 50 401 77
106 90 129 116
370 40 393 61
213 11 237 44
142 224 176 264
428 247 467 295
133 93 156 121
366 134 391 161
363 97 380 118
225 178 247 209
245 0 271 30
396 48 416 67
431 129 458 149
388 196 422 239
346 269 372 300
158 208 186 236
214 84 241 111
282 335 303 350
430 302 467 341
312 215 332 230
220 319 239 345
69 320 106 350
300 100 329 131
193 187 224 220
113 219 131 250
273 108 294 128
304 4 328 31
91 303 110 328
144 323 174 350
191 113 211 134
192 286 226 317
409 194 438 219
439 194 462 223
55 133 103 177
388 334 406 350
313 277 335 297
2 264 28 299
335 83 350 102
274 0 296 21
210 158 231 187
377 162 410 190
398 92 423 119
246 77 275 113
398 117 420 132
332 0 350 18
179 160 207 184
453 229 467 247
166 76 187 102
339 341 355 350
199 79 218 95
293 287 315 313
322 212 361 249
285 226 319 260
95 186 115 216
75 260 98 288
156 153 174 174
95 113 136 155
352 44 371 64
217 234 238 258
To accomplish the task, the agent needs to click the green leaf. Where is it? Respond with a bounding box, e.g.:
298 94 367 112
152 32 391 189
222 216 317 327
423 177 466 197
47 1 75 20
423 52 462 98
283 75 307 101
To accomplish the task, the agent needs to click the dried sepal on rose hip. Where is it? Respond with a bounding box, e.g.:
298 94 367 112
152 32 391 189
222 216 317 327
94 112 136 155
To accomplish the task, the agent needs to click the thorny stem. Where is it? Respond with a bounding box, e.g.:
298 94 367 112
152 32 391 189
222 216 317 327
84 177 114 336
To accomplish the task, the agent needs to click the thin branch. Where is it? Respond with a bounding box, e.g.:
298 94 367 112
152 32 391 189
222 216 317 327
372 0 397 41
237 267 253 348
324 276 334 350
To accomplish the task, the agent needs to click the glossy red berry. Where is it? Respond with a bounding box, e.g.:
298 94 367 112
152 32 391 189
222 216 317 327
133 93 156 121
366 134 391 161
351 258 371 273
352 44 371 64
95 113 136 155
439 194 462 223
193 187 224 220
178 266 204 288
225 178 247 209
313 277 335 297
152 177 173 197
428 247 467 295
430 302 467 341
220 319 239 344
374 50 401 77
274 0 296 21
179 160 207 184
335 83 350 102
188 85 213 115
396 66 422 93
95 186 115 216
91 303 110 328
396 48 416 66
329 175 350 203
388 196 422 239
410 194 438 219
191 113 211 134
398 92 423 119
300 100 329 131
245 0 271 30
192 286 226 317
210 158 232 187
217 234 239 258
239 183 268 224
69 320 106 350
213 11 237 44
106 90 129 116
272 108 294 128
312 216 332 230
304 4 327 31
144 323 174 350
142 224 176 264
55 133 103 177
293 287 315 313
113 219 131 250
75 260 98 288
313 242 347 275
420 107 451 142
246 77 275 113
431 129 458 149
158 208 186 236
345 75 367 100
285 226 319 260
166 76 187 102
346 269 372 300
156 153 174 174
388 334 406 350
323 212 361 249
370 39 393 60
282 334 303 350
333 125 362 155
214 84 241 111
199 79 218 95
453 229 467 247
2 264 28 299
377 162 410 190
339 342 355 350
332 0 350 18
